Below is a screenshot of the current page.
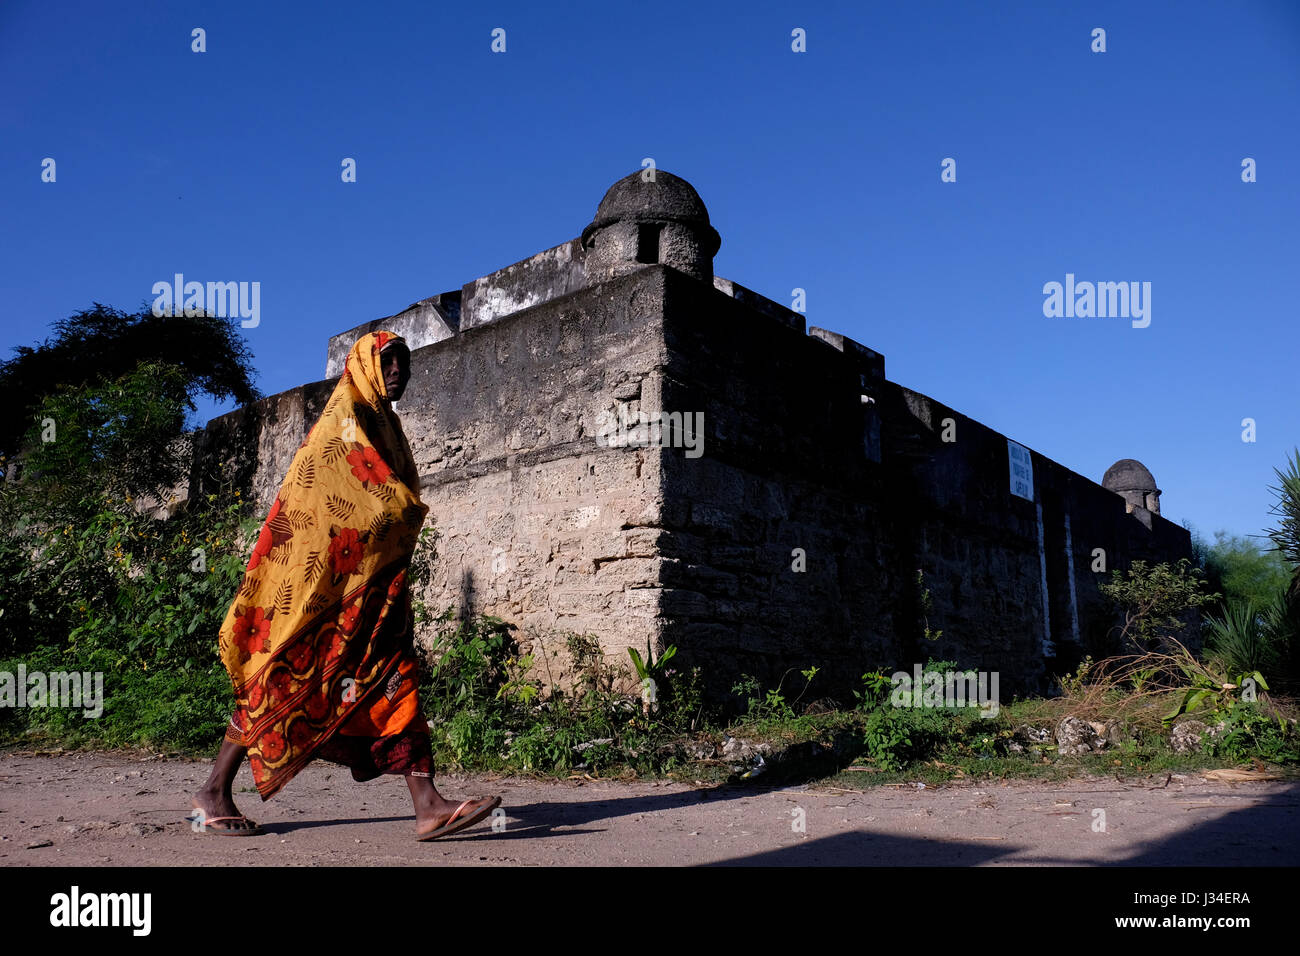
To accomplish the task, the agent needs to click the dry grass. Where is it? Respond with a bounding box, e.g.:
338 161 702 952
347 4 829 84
1016 638 1297 737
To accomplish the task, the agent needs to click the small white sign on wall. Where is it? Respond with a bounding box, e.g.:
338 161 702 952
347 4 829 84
1008 439 1034 501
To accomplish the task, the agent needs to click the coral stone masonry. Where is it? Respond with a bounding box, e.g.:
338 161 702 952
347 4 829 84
188 169 1194 702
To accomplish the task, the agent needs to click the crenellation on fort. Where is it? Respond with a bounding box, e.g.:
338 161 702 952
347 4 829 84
713 277 805 333
806 326 886 463
460 238 587 332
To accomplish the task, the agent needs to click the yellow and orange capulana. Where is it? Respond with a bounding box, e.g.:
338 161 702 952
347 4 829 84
218 331 432 800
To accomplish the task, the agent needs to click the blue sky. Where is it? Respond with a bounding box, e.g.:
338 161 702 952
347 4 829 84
2 0 1297 544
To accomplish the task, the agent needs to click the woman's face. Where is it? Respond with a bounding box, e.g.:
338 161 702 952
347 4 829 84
380 345 411 402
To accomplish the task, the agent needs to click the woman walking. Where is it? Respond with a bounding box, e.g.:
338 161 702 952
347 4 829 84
191 331 499 840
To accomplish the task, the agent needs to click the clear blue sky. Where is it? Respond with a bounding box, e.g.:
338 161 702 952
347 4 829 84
2 0 1297 545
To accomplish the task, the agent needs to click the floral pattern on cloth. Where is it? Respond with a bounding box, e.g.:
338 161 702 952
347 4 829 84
218 331 431 800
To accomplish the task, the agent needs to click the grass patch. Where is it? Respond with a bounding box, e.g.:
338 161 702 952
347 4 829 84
5 624 1298 792
0 645 229 753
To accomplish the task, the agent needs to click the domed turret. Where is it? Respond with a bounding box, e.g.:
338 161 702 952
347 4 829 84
581 170 721 283
1103 458 1161 516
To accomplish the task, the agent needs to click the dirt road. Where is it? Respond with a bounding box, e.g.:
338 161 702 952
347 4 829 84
1 751 1296 866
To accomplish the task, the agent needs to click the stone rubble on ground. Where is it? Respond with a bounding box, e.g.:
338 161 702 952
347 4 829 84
1169 719 1226 754
1055 716 1108 756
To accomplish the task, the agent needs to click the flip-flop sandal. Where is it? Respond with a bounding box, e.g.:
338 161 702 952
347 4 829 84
188 810 266 837
416 795 502 842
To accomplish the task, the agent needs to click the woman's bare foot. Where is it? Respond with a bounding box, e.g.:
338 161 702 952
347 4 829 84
406 775 499 838
190 786 260 832
191 736 259 832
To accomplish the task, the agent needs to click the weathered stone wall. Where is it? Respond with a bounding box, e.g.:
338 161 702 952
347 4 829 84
189 378 336 517
642 268 1193 699
875 383 1194 693
188 257 1194 705
191 267 673 669
399 266 669 660
460 238 587 331
652 268 897 700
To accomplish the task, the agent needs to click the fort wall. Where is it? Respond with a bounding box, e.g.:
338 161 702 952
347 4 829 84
185 171 1195 703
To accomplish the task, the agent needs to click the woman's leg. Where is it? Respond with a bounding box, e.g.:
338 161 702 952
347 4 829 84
191 736 258 831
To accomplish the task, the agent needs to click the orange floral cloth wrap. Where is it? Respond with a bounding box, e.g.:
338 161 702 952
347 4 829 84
218 331 433 799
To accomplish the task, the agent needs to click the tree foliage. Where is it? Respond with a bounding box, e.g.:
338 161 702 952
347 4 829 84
1266 448 1300 599
0 303 260 458
18 361 194 514
1194 529 1292 615
0 303 261 658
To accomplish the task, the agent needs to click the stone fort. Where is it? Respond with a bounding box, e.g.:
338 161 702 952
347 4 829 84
189 169 1193 701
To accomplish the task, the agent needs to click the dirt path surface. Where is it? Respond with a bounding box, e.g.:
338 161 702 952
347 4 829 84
2 751 1297 866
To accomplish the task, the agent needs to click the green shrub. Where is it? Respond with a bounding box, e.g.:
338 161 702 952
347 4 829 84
1100 558 1219 651
730 666 820 724
1206 704 1300 764
0 645 230 751
1205 601 1281 676
863 705 958 770
416 612 717 774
